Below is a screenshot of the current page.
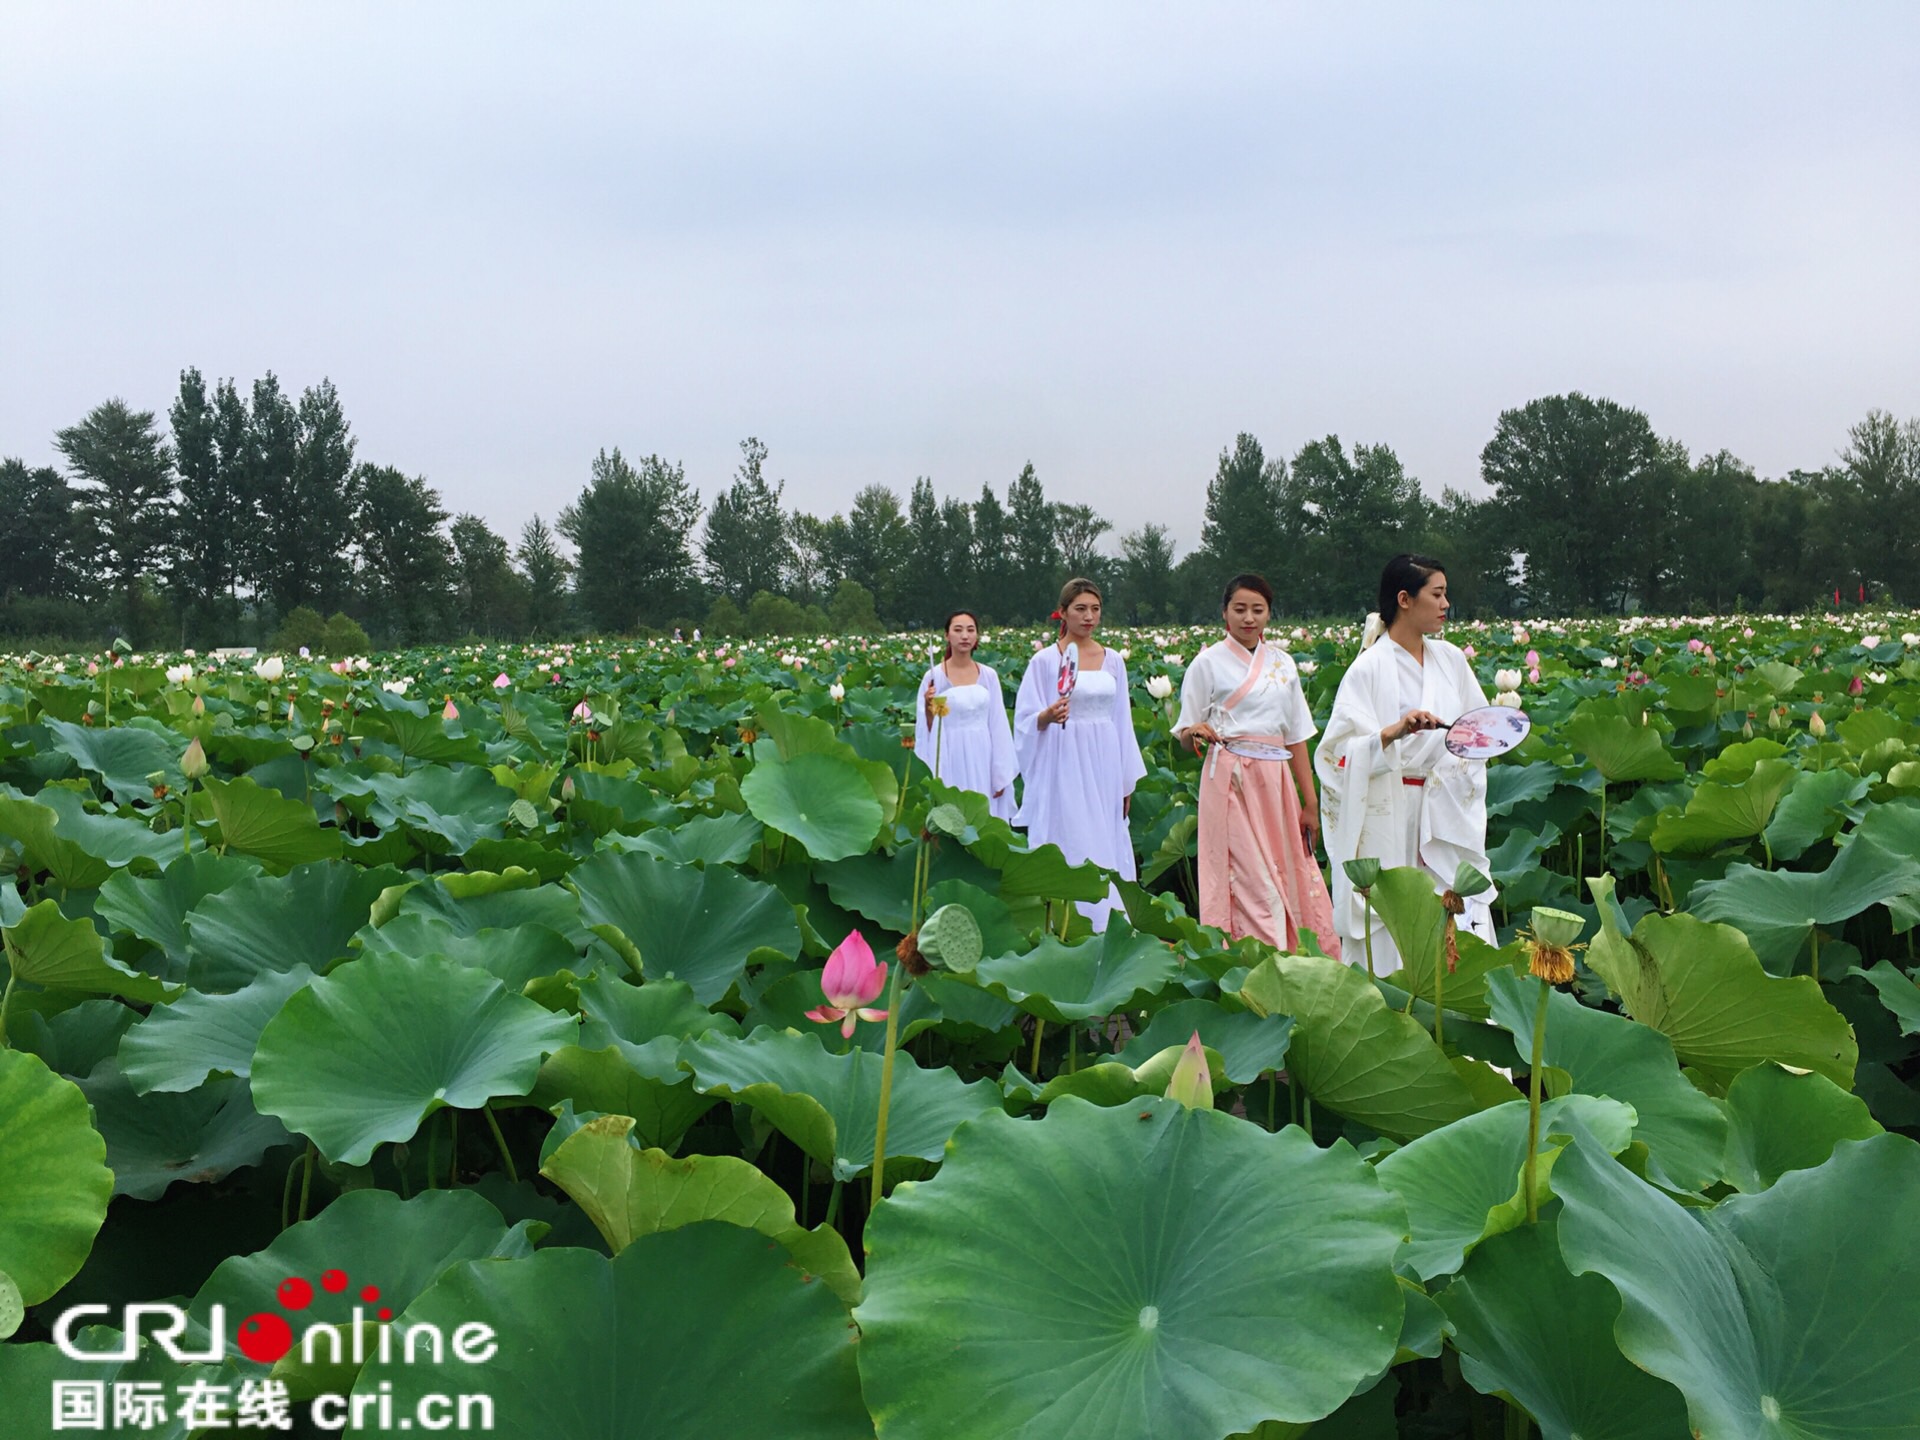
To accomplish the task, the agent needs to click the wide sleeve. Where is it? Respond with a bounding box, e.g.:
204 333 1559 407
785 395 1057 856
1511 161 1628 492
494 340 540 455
1315 648 1391 923
1111 653 1149 794
1013 648 1054 779
911 667 940 774
1278 656 1316 743
983 664 1017 796
1174 650 1211 734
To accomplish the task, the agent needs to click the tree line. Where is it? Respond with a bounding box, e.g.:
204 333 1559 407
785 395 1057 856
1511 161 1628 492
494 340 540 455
4 370 1914 649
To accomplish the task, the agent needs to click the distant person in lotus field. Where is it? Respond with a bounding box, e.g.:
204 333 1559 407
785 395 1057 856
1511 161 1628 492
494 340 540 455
1174 573 1339 957
913 609 1017 822
1315 553 1497 972
1014 578 1146 932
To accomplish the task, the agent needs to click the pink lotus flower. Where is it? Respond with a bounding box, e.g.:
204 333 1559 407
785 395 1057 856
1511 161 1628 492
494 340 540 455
1525 649 1539 669
493 673 510 689
443 697 460 720
805 931 888 1038
1849 675 1864 695
1461 644 1476 659
1528 667 1541 684
571 701 592 721
1688 638 1705 653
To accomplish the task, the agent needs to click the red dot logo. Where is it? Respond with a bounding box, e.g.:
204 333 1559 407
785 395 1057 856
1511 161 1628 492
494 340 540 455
360 1285 381 1304
276 1277 314 1310
320 1269 348 1294
237 1313 294 1364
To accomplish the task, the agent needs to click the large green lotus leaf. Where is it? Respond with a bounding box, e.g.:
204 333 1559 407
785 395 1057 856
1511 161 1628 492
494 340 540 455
1720 1063 1881 1193
251 953 577 1165
0 1340 235 1440
0 786 180 889
817 842 1002 931
1375 867 1522 1020
1483 971 1726 1193
1375 1095 1635 1281
10 997 137 1080
2 897 175 1004
362 684 489 765
1650 759 1795 854
395 867 588 945
323 765 510 854
1563 711 1685 783
753 705 900 824
41 716 185 804
568 848 799 1003
992 838 1116 902
1586 876 1856 1087
529 1046 718 1153
184 860 408 992
574 971 740 1077
186 1188 537 1357
0 1048 113 1304
1852 959 1920 1035
1238 953 1484 1141
1116 998 1293 1083
356 1226 871 1437
971 919 1179 1024
1690 834 1920 974
627 809 763 866
565 769 680 836
856 1099 1408 1438
1486 760 1563 816
1698 736 1790 783
1764 769 1869 862
740 750 883 862
1553 1131 1920 1439
539 1113 861 1302
357 914 581 992
77 1063 290 1200
679 1027 1004 1181
200 775 343 871
94 850 264 978
1440 1219 1692 1440
118 966 315 1094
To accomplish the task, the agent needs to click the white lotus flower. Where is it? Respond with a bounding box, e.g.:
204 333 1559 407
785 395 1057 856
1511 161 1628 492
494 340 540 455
1145 675 1173 700
1494 668 1523 692
1600 656 1619 669
254 656 285 682
1165 653 1182 666
354 657 371 672
1298 659 1317 675
165 663 194 684
1860 635 1885 650
1869 670 1888 684
382 678 410 695
1492 690 1523 709
829 682 846 701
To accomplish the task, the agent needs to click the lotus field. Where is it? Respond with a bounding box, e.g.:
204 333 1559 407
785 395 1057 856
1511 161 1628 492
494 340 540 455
5 611 1920 1439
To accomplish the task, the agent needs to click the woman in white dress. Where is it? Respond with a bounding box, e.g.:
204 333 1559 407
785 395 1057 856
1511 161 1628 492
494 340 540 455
913 610 1017 822
1014 578 1147 931
1314 554 1497 972
1175 573 1339 957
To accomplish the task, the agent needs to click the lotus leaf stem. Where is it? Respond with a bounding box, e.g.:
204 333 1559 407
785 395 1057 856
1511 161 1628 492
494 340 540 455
867 958 907 1216
483 1103 518 1185
448 1109 460 1188
0 962 15 1051
1810 927 1821 984
298 1142 316 1223
825 1179 844 1229
426 1117 439 1190
1030 1017 1045 1077
1523 979 1551 1225
1360 890 1375 978
279 1151 299 1231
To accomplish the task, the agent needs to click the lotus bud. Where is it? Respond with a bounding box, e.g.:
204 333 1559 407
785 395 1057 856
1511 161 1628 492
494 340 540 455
1809 711 1827 739
1342 858 1382 892
191 694 206 717
1165 1031 1214 1111
1145 674 1173 700
1494 668 1522 692
560 774 576 805
180 737 210 780
1741 718 1754 739
443 697 459 721
1523 907 1585 984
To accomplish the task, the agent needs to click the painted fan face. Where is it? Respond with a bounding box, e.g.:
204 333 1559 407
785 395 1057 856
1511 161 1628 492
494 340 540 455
1444 705 1531 758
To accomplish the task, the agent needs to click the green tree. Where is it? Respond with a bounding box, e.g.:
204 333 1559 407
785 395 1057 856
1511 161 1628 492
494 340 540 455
1118 523 1178 622
702 438 792 606
1199 434 1289 596
1292 436 1429 615
1054 501 1112 586
517 515 574 635
353 465 455 644
827 577 878 633
1007 463 1061 618
843 484 911 625
557 448 702 632
0 458 83 601
1480 394 1661 614
970 482 1012 620
450 514 527 637
905 477 946 626
168 369 252 639
252 376 357 619
939 495 975 614
54 398 176 641
1811 410 1920 603
788 511 842 607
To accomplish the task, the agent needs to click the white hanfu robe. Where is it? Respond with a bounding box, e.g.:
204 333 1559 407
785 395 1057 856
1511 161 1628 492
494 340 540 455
1314 634 1497 972
913 662 1018 822
1014 643 1148 931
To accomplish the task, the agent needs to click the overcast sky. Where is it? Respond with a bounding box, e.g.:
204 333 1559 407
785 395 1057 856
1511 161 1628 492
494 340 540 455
4 3 1916 555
